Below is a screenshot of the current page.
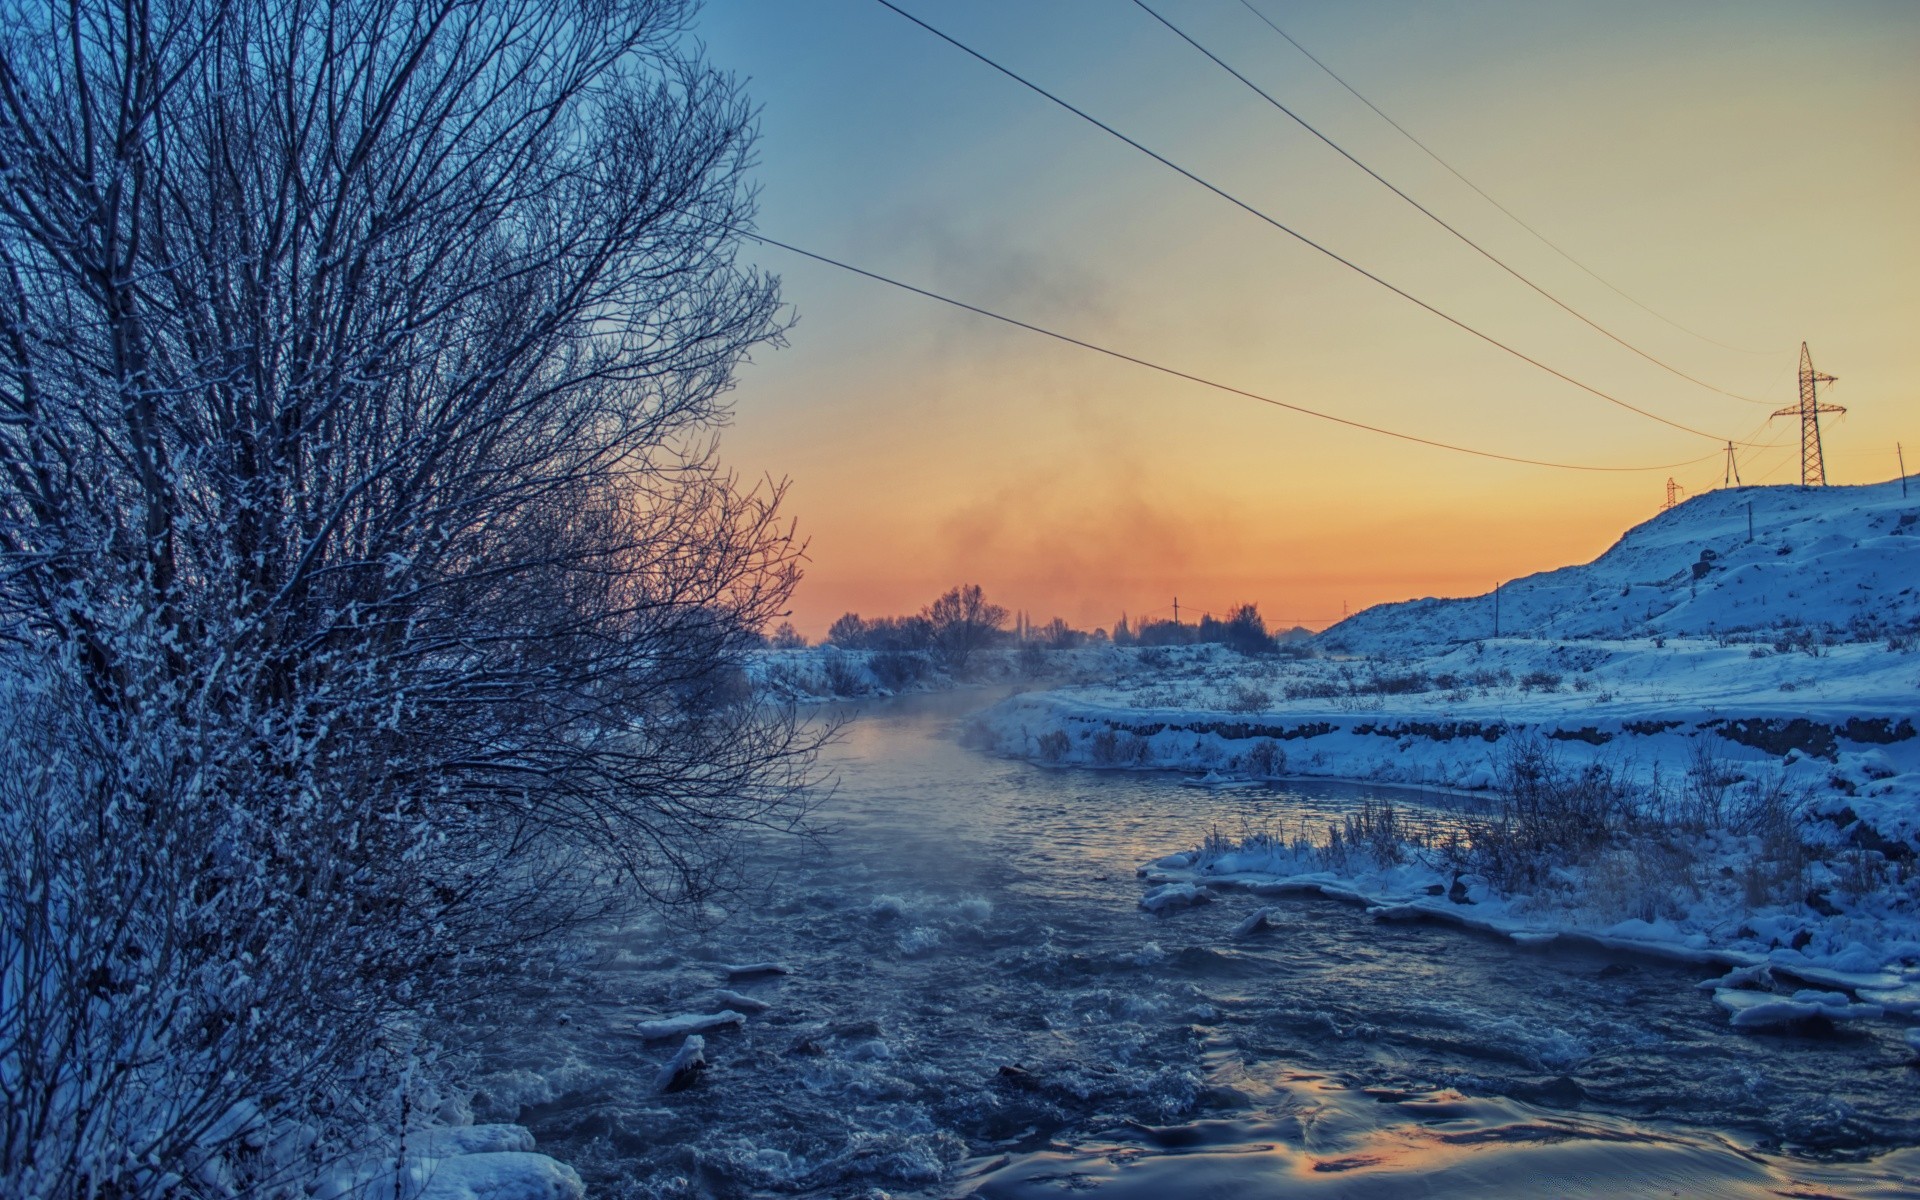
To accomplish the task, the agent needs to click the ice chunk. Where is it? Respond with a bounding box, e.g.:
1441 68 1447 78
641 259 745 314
1140 882 1209 913
1697 962 1772 991
1858 983 1920 1016
1179 771 1243 789
1231 907 1273 937
1454 766 1496 791
655 1034 707 1093
416 1151 585 1200
711 988 771 1013
1713 988 1883 1029
634 1010 745 1040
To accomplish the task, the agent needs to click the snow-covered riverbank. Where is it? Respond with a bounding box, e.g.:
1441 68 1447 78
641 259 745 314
970 480 1920 1012
1136 829 1920 1038
971 633 1919 838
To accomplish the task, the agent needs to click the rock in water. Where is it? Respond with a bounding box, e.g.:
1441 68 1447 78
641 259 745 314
656 1034 707 1093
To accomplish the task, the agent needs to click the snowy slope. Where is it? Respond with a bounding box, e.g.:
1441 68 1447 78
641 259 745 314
1317 481 1919 657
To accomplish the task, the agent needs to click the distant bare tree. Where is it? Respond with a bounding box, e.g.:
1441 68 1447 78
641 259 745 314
1040 616 1084 649
1222 603 1273 656
924 584 1008 671
827 612 869 647
0 0 814 1190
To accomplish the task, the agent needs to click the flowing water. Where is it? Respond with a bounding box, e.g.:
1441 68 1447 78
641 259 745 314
471 689 1920 1198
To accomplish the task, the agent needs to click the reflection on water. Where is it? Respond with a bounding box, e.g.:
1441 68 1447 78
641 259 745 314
471 689 1920 1198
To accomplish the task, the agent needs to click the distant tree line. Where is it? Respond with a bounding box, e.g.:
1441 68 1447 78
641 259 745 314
1113 603 1278 656
780 590 1291 667
818 583 1011 670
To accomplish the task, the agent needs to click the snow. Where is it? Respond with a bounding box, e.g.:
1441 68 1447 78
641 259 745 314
973 633 1918 839
1858 983 1920 1016
968 482 1917 828
410 1126 537 1156
1138 830 1920 1032
966 481 1920 1017
1139 882 1210 913
655 1034 708 1093
634 1010 746 1040
1231 907 1274 936
1317 480 1920 655
313 1126 581 1200
414 1152 585 1200
1712 987 1883 1029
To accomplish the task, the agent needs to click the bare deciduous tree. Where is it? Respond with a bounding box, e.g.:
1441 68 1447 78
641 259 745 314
923 584 1007 672
0 0 814 1189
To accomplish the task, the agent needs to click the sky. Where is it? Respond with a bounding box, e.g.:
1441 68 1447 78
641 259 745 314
685 0 1920 638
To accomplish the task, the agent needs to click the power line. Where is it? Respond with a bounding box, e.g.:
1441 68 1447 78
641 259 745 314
746 230 1721 475
871 1 1754 448
1136 0 1777 407
1231 0 1778 359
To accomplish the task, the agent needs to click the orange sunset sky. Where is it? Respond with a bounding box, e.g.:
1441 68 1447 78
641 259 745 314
689 1 1919 639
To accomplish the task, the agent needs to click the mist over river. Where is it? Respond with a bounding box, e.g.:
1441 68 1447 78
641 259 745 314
469 689 1920 1198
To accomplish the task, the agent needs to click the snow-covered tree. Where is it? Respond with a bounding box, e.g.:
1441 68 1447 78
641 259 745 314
0 0 813 1189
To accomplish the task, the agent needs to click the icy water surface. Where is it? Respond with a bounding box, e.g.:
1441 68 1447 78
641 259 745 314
472 690 1920 1197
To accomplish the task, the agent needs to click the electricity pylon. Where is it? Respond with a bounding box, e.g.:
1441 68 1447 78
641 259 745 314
1772 342 1843 486
1662 477 1683 512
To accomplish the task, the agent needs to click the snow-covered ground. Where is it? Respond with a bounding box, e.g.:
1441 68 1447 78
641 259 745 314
1319 478 1919 655
976 635 1918 839
971 480 1920 1015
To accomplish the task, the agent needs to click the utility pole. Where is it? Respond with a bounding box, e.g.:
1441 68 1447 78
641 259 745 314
1492 581 1500 638
1901 443 1909 499
1747 500 1754 543
1172 596 1179 626
1771 342 1844 486
1723 441 1741 488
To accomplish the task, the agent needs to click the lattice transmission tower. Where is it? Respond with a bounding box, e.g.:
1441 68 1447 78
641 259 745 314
1772 342 1844 485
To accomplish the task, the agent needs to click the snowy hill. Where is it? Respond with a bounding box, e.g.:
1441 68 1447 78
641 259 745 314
1317 480 1919 658
971 478 1920 999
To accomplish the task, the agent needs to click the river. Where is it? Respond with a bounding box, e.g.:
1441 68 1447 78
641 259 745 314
470 689 1920 1198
